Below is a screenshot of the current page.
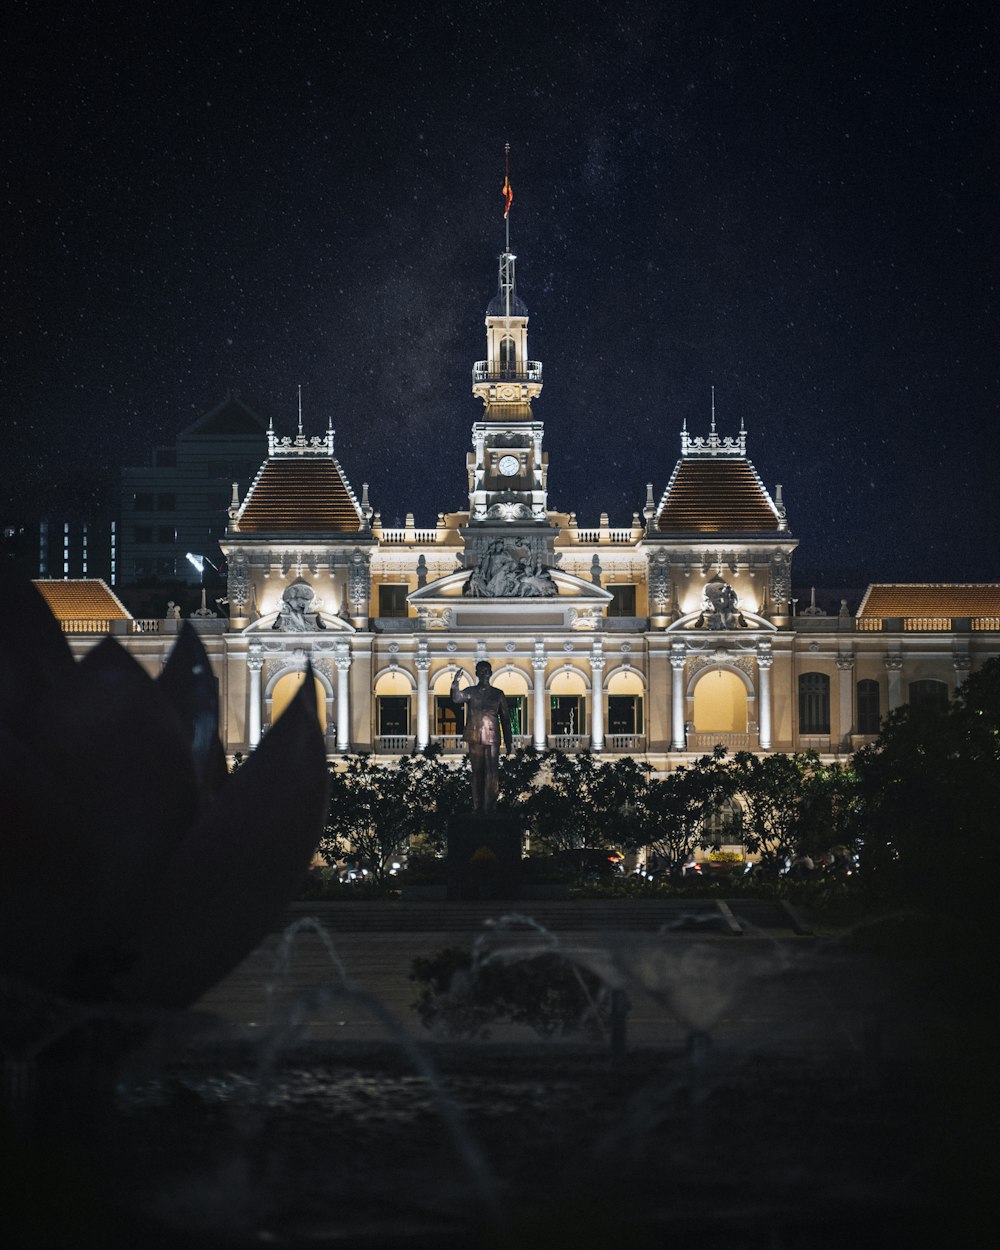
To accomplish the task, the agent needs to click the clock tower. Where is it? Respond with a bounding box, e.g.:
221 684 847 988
467 241 547 524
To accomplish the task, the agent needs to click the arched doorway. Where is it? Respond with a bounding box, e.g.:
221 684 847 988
270 670 328 732
374 670 413 743
549 668 587 740
693 669 748 733
493 667 530 738
606 669 644 740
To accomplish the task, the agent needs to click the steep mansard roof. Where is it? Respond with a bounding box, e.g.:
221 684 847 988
656 456 781 534
858 584 1000 619
236 457 363 534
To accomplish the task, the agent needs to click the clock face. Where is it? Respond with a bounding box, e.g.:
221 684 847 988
497 454 520 477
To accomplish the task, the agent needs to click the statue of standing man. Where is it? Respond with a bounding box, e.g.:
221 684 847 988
450 661 513 815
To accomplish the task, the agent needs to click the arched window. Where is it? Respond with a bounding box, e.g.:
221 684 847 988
499 336 516 372
856 679 880 734
908 679 949 711
798 672 830 733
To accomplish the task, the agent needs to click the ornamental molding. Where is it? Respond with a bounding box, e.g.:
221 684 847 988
417 606 455 630
681 426 747 458
687 653 756 678
568 607 600 631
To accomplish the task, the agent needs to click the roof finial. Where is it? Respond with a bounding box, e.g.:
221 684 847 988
297 383 304 439
710 385 716 436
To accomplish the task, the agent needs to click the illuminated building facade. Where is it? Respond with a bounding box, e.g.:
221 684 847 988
39 236 1000 772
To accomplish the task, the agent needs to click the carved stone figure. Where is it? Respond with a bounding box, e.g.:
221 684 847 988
272 577 327 632
227 550 251 616
450 661 513 814
649 553 671 614
696 575 746 630
348 549 370 610
463 538 557 598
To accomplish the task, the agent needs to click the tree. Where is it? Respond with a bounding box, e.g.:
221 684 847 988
725 751 816 862
323 753 457 874
525 752 650 854
637 754 731 871
853 657 1000 911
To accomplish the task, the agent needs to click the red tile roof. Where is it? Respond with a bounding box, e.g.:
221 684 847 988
237 458 363 533
33 579 132 621
858 584 1000 618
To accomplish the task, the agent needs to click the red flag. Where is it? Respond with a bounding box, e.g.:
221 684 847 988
502 175 513 219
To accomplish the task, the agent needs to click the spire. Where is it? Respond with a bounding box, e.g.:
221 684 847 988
710 385 716 436
297 384 304 439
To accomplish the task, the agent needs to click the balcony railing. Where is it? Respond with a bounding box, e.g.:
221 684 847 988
375 735 415 754
548 734 591 752
431 734 463 752
604 734 647 752
379 529 441 544
572 528 641 544
472 361 543 382
686 732 756 753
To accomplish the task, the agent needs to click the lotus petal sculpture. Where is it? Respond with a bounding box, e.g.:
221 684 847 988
0 577 329 1011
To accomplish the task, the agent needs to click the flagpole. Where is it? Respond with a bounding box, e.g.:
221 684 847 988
504 143 510 325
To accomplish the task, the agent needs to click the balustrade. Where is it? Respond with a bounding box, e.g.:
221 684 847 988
604 734 646 752
375 735 416 754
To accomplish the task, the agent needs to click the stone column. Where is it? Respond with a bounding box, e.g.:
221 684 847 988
532 646 547 751
590 645 606 753
836 655 854 750
952 653 972 695
335 647 351 753
415 649 431 752
757 648 773 751
670 646 687 751
885 654 903 711
247 649 263 749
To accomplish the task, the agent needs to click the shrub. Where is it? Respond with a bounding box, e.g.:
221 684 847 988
410 945 609 1040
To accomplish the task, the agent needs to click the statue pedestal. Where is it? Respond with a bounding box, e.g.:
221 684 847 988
446 813 523 900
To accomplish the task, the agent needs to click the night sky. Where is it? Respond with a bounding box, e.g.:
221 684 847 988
6 0 997 587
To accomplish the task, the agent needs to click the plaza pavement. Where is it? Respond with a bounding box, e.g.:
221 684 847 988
194 898 955 1063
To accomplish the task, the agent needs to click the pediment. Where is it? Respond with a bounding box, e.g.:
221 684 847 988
408 567 612 631
407 567 613 604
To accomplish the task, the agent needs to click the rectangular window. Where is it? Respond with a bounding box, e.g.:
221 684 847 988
157 493 176 511
133 493 154 511
798 673 831 734
607 585 637 617
157 525 176 543
506 694 526 736
379 584 408 617
608 695 643 735
435 695 464 736
156 558 176 577
856 680 881 734
550 695 583 736
377 696 410 736
135 526 154 544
